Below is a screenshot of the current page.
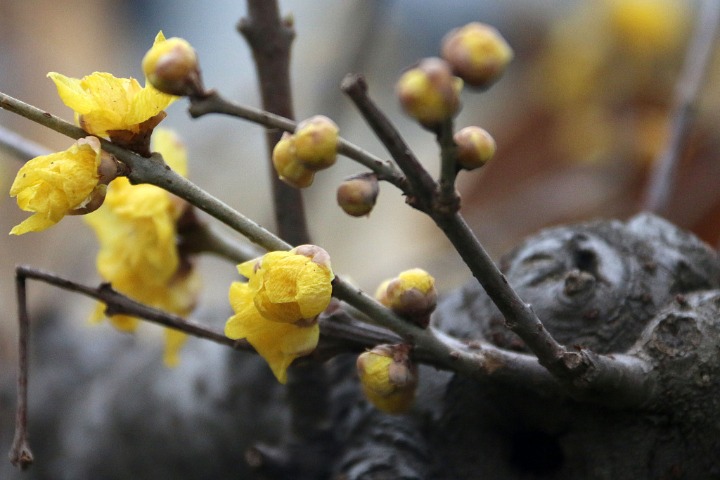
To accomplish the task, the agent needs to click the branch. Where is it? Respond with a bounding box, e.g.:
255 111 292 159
0 90 655 408
338 73 656 404
341 74 436 209
0 125 50 162
237 0 310 246
641 0 720 214
9 271 33 469
188 90 406 188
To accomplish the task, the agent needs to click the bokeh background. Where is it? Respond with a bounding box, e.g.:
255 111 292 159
1 0 720 462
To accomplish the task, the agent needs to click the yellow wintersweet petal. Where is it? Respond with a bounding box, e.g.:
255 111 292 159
154 30 167 46
163 329 188 367
83 128 198 367
48 71 175 136
10 137 101 234
225 281 319 384
151 128 188 177
249 248 334 323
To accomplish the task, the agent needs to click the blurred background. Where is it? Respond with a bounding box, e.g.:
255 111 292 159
1 0 720 453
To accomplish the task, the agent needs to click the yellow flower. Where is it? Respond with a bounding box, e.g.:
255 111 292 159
9 136 102 235
356 344 418 414
225 281 320 384
225 245 334 383
84 128 197 366
48 70 176 137
241 245 334 323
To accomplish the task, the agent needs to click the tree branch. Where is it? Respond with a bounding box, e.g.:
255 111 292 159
0 90 656 408
0 124 49 162
9 271 33 469
188 90 406 188
642 0 720 214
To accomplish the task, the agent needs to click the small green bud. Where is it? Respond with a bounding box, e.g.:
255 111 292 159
294 115 339 171
142 32 202 96
396 58 462 127
272 132 315 188
454 126 496 170
336 173 379 217
441 22 513 89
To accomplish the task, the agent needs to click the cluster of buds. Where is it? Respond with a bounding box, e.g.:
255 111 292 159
396 57 463 128
376 268 437 328
356 344 418 414
142 32 204 97
272 115 339 188
454 126 496 170
336 173 380 217
441 22 513 89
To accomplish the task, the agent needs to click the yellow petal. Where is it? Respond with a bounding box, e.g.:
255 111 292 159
10 138 101 234
151 128 188 177
163 329 187 367
153 30 167 46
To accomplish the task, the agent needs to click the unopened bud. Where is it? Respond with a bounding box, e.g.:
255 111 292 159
356 344 417 414
376 268 437 328
272 132 315 188
294 115 339 171
396 58 462 127
454 126 496 170
142 32 203 96
336 173 379 217
441 22 513 89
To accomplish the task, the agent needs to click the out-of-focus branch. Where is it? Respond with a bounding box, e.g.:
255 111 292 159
0 125 49 161
237 0 309 246
642 0 720 214
9 271 33 469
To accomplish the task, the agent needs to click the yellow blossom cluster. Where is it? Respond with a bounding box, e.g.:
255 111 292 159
225 245 334 383
84 129 199 366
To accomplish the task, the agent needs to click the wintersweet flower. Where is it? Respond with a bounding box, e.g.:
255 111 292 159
48 71 175 138
9 136 103 235
84 128 198 367
225 245 334 383
225 281 320 384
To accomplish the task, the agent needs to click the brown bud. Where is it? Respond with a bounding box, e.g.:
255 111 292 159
454 126 496 170
336 173 380 217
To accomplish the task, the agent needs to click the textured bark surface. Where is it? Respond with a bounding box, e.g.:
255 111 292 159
3 214 720 479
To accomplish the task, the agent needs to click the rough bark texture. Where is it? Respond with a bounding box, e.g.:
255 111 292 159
4 214 720 479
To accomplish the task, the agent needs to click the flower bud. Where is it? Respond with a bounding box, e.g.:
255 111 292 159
294 115 339 171
396 58 462 127
441 22 513 89
454 126 496 170
376 268 437 328
356 344 417 414
272 132 315 188
142 32 203 97
336 173 379 217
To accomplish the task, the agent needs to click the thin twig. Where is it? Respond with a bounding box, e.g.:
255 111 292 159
642 0 720 214
188 90 406 188
9 272 33 469
16 265 252 351
341 74 437 210
0 125 50 161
